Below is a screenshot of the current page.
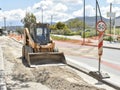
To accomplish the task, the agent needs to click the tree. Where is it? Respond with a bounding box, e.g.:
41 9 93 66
49 25 57 30
55 22 71 35
67 18 88 30
16 27 24 34
21 12 36 30
56 22 65 30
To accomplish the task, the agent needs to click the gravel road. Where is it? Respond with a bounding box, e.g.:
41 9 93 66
0 36 105 90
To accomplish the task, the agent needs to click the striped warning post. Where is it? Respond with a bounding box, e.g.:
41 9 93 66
98 32 104 56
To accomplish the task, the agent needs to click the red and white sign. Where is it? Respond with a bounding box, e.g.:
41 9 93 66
96 21 106 33
98 32 104 56
96 20 106 56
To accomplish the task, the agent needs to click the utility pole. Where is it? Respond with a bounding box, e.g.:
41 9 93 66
83 0 85 45
51 15 53 25
36 7 43 23
4 17 6 31
41 8 43 23
96 0 97 36
110 3 112 43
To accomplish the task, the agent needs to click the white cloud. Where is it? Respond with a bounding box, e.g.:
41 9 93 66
113 0 120 4
53 3 68 12
33 1 69 23
0 0 120 25
32 0 69 23
113 7 120 16
106 0 114 3
33 0 53 10
52 12 73 22
106 0 120 4
26 7 32 12
61 0 82 4
85 5 95 16
73 9 83 17
0 9 25 21
101 5 120 18
73 5 95 17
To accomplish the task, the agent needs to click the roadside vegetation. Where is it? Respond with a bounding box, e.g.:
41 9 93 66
51 35 71 41
50 18 120 42
9 12 120 42
50 18 96 38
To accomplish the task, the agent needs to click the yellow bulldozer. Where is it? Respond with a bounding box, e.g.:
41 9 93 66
22 23 66 67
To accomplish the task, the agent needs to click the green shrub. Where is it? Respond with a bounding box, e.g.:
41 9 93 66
104 36 113 41
81 32 92 38
51 35 70 41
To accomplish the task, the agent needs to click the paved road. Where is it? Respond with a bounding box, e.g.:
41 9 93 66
55 40 120 88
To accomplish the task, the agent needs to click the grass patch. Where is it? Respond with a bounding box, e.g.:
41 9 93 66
51 35 71 41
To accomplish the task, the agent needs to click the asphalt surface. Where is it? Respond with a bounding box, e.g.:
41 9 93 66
54 37 120 90
66 55 120 90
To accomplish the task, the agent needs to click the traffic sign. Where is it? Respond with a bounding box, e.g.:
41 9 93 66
96 21 106 32
107 12 116 17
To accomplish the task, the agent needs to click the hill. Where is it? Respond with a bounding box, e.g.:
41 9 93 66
66 16 120 28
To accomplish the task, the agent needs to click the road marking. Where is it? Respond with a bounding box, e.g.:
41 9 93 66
101 60 120 71
83 56 120 71
68 55 120 71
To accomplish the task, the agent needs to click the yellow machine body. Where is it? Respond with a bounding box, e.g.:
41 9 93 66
22 23 65 67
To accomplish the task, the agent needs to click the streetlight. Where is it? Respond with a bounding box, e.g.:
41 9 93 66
108 1 120 42
110 3 112 43
4 17 6 31
51 15 53 25
0 8 7 32
83 0 85 45
36 7 43 23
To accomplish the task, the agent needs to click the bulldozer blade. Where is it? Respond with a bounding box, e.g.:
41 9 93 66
28 52 66 67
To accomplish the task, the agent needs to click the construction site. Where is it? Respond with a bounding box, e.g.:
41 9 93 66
0 27 116 90
0 0 120 90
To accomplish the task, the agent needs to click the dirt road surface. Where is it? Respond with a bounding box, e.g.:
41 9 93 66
0 36 105 90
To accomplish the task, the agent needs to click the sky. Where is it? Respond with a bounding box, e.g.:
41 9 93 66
0 0 120 26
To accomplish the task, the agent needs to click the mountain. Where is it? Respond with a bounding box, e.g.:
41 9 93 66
115 16 120 27
78 16 109 26
6 26 24 31
66 16 120 27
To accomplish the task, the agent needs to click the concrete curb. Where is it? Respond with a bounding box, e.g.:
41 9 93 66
103 46 120 50
0 47 4 70
84 43 120 50
66 57 120 90
0 47 7 90
10 36 120 50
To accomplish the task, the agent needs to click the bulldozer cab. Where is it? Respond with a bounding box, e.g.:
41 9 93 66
30 23 50 45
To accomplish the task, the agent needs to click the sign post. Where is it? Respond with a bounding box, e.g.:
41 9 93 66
90 20 110 79
96 21 106 74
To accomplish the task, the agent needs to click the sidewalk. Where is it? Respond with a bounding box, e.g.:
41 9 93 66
53 35 120 49
66 57 120 90
53 35 120 89
8 34 120 49
103 41 120 49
